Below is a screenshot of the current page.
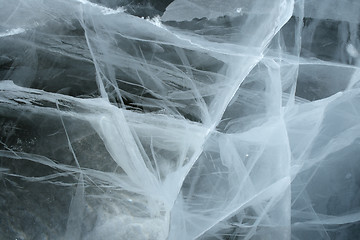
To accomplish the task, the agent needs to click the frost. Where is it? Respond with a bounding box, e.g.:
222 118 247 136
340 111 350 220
1 0 360 239
146 16 163 28
0 28 26 38
347 44 359 58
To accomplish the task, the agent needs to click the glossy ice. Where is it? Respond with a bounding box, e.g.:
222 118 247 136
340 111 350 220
0 0 359 239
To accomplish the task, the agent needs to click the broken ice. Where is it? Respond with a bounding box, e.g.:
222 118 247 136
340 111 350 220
0 0 360 239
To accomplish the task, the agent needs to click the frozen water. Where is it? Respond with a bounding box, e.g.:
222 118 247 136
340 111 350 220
0 0 359 239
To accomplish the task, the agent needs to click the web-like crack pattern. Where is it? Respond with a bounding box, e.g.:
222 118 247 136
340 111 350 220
1 0 360 239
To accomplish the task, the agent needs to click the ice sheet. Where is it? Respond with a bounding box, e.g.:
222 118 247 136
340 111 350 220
0 0 359 239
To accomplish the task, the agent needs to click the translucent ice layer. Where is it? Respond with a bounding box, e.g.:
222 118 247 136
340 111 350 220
0 0 359 239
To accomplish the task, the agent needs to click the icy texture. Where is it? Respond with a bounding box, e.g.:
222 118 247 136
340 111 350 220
0 0 359 239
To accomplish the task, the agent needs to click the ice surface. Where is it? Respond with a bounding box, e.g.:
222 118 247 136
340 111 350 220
0 0 360 239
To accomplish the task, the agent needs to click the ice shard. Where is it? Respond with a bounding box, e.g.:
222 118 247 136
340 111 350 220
0 0 359 239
